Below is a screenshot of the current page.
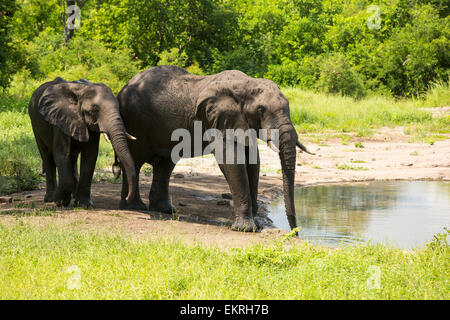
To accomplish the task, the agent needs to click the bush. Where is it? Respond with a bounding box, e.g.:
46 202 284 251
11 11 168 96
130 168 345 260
265 60 302 87
0 158 41 195
210 46 268 77
265 56 322 88
157 48 189 68
316 54 365 98
22 30 140 93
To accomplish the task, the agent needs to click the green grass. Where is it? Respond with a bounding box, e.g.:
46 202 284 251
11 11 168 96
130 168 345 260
284 88 449 136
422 79 450 108
336 164 369 171
0 222 448 299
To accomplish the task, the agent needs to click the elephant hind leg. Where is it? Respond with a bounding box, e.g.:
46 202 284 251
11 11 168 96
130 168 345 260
148 158 176 214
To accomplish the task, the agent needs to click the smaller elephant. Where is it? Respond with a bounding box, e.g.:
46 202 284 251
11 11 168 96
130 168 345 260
28 77 137 208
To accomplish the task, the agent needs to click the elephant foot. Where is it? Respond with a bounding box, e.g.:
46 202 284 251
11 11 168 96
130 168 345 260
44 193 55 203
231 215 259 232
254 216 264 230
120 198 147 211
149 200 176 214
55 197 71 207
74 198 93 209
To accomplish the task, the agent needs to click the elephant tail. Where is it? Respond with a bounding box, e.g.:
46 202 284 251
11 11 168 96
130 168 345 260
112 152 122 180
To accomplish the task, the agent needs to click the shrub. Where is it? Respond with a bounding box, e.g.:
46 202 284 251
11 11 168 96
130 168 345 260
210 46 268 77
265 60 302 87
0 158 41 195
316 53 366 98
157 48 189 68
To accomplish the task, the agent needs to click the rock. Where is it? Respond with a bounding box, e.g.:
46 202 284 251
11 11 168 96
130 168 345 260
25 194 32 199
401 163 413 167
178 201 187 207
173 173 184 178
217 200 230 206
0 196 12 203
221 193 232 200
13 197 23 201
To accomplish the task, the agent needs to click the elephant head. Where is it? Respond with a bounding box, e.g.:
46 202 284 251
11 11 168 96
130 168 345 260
196 77 313 230
38 79 136 203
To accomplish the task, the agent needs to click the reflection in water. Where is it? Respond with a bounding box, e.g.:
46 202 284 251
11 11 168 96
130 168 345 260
268 181 450 248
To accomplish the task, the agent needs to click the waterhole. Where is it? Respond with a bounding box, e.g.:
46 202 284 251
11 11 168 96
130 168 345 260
268 181 450 248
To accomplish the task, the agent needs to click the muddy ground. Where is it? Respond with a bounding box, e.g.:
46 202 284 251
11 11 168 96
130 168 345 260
1 127 449 248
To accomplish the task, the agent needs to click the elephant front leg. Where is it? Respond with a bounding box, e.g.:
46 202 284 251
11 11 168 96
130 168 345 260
149 159 176 214
246 146 261 229
218 163 257 232
74 134 99 209
54 158 74 207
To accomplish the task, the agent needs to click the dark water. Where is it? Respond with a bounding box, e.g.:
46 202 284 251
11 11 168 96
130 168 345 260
268 181 450 248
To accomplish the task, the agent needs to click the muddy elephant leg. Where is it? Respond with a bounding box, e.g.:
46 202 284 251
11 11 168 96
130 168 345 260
218 162 257 232
246 146 261 229
34 136 57 202
74 133 99 208
148 158 176 214
120 158 146 210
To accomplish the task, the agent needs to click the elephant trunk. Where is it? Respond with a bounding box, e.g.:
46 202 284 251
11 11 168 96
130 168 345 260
102 115 136 203
278 123 298 230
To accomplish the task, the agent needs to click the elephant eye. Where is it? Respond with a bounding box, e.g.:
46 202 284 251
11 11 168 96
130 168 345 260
257 105 265 116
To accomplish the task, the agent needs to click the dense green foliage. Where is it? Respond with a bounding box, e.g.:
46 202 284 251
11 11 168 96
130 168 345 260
0 0 448 97
0 222 448 299
0 0 17 88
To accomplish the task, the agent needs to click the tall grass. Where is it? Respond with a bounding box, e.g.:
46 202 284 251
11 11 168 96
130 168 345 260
0 223 448 299
283 88 449 134
422 79 450 108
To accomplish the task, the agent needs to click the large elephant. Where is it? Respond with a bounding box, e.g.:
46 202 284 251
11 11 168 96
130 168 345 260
117 66 312 231
28 77 137 208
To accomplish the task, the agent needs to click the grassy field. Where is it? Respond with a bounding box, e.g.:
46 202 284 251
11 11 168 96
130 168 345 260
285 87 450 137
0 222 448 299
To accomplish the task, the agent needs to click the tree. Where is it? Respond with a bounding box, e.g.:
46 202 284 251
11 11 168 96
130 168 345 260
0 0 17 89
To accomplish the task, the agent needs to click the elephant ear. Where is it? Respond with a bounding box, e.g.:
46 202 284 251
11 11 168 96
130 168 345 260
196 81 249 132
38 82 89 142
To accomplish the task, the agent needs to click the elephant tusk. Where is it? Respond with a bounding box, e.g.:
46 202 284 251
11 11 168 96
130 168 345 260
126 132 137 140
103 132 111 143
268 140 280 153
296 140 315 155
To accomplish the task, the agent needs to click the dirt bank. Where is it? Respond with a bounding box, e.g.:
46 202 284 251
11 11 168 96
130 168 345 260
1 128 449 248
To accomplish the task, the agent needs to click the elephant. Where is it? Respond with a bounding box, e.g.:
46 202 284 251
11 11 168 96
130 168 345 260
28 77 137 208
117 66 312 231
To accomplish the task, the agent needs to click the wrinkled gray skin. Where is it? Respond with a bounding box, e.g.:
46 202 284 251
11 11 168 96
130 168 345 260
118 66 310 231
28 77 136 208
